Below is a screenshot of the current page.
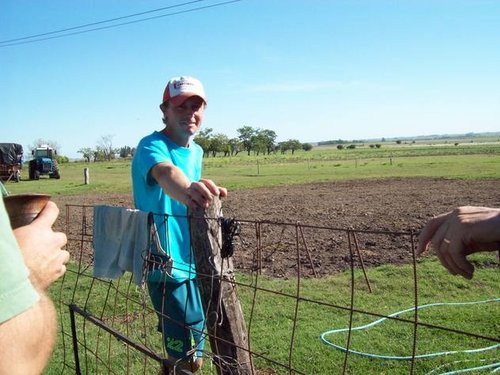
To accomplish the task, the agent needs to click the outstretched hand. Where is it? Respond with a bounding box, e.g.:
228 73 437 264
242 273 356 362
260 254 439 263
417 206 500 279
13 201 69 290
185 178 227 210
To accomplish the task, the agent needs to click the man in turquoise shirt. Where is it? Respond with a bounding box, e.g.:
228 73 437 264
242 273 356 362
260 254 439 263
132 76 227 373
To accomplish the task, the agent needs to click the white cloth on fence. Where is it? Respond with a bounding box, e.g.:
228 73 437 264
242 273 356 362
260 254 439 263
92 205 150 286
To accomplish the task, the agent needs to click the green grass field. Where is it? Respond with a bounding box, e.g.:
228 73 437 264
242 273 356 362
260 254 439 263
3 141 498 374
3 141 500 196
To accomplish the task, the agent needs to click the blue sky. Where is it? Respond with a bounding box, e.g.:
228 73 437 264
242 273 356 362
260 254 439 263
1 0 499 158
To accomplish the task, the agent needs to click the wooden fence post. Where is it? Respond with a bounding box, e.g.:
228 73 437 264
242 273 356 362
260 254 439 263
84 168 90 185
189 197 253 375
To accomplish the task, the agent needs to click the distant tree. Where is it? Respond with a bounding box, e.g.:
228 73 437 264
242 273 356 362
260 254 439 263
56 155 69 164
278 139 301 154
209 133 230 157
78 147 94 162
93 149 106 162
237 126 257 155
119 146 133 158
245 128 276 155
257 129 277 155
302 143 313 151
337 144 344 150
375 144 381 148
279 141 290 154
228 138 241 156
252 133 267 155
97 135 118 161
277 139 300 154
396 140 402 144
369 144 375 148
194 128 213 155
347 144 356 149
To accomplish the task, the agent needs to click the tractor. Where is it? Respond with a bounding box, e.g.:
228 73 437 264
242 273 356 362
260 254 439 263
29 144 60 180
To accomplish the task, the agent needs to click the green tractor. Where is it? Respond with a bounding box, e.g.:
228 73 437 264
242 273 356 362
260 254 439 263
29 145 60 180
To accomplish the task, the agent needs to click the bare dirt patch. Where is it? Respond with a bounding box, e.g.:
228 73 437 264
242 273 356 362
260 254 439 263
53 177 500 278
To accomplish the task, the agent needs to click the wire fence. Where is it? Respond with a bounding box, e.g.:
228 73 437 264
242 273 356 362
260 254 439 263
50 204 499 374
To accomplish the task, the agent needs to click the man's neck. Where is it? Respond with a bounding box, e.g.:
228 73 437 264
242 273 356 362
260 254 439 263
162 127 190 147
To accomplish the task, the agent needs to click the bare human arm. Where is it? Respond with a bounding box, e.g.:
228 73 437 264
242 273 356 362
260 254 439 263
417 206 500 279
0 201 68 374
0 293 57 375
150 161 227 209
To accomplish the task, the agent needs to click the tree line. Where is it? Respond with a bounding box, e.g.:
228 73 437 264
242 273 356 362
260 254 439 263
78 135 126 162
77 127 313 162
196 126 312 157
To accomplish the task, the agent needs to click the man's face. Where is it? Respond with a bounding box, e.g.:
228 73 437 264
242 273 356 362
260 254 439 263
164 96 206 138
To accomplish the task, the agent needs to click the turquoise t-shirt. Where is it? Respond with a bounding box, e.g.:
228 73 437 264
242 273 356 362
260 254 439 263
131 130 203 282
0 198 39 323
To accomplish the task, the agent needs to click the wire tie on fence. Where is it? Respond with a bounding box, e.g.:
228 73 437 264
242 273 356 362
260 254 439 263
219 217 241 258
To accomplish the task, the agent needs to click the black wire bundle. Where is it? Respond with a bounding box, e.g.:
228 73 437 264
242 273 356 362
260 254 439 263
219 217 241 258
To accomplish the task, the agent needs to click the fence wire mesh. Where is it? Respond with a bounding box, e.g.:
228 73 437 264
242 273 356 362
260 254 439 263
49 204 499 375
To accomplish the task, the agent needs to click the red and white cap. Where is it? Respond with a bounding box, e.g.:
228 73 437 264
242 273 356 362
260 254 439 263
162 76 206 107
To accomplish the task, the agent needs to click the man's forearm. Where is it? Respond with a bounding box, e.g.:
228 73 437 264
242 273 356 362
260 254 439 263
0 292 57 374
152 162 191 205
150 162 224 209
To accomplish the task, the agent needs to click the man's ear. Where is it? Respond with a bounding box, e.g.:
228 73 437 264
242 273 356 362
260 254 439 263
160 103 169 119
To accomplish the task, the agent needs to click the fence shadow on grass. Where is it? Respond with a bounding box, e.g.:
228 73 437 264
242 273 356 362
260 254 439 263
49 204 499 374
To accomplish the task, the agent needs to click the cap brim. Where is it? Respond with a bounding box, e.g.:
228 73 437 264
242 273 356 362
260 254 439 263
169 94 206 107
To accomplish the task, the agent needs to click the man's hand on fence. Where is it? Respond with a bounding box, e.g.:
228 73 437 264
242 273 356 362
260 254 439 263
186 178 227 210
417 206 500 279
